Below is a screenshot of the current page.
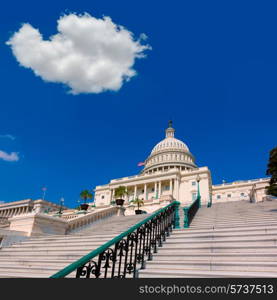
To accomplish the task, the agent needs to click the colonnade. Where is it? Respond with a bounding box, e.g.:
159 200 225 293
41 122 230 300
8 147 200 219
110 178 180 202
144 166 193 175
0 205 31 218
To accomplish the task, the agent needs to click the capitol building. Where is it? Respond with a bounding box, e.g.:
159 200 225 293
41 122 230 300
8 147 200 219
94 122 269 208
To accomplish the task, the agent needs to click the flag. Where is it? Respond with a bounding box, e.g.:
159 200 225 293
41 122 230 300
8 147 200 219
137 162 145 167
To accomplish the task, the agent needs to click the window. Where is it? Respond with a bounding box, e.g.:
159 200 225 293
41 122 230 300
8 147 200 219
216 195 221 199
192 181 196 186
164 185 170 191
101 195 105 199
227 194 232 198
240 193 245 196
151 188 154 192
192 193 197 201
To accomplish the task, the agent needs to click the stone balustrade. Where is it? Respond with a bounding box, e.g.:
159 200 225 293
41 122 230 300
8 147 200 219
7 206 118 236
66 207 117 233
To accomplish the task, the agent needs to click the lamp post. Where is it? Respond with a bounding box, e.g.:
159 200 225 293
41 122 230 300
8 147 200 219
58 197 64 215
77 199 81 210
196 175 201 208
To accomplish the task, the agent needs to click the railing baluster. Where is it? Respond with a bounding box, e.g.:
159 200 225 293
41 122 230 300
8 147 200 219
111 242 119 278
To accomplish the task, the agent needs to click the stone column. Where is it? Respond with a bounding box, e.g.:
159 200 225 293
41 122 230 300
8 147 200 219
174 179 177 200
134 185 137 200
154 182 157 199
126 187 128 202
175 179 180 201
159 181 162 198
170 179 173 194
144 184 147 200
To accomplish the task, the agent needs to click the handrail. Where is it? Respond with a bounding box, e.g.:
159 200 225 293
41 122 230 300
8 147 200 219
50 201 180 278
183 196 200 228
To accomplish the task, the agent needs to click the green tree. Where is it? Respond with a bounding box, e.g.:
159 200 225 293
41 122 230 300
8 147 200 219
80 190 93 203
131 198 144 210
114 186 128 199
266 146 277 197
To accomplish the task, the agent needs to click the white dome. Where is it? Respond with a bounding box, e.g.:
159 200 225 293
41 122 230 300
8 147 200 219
142 122 197 174
151 137 190 154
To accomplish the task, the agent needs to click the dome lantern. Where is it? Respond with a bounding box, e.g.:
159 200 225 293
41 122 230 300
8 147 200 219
165 120 175 138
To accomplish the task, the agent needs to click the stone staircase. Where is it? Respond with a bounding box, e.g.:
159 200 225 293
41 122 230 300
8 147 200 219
139 200 277 277
0 214 147 278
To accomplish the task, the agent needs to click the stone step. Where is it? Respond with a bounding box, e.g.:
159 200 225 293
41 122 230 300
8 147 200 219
190 217 277 222
0 253 84 259
157 245 277 253
146 260 277 272
194 215 277 218
165 237 277 244
0 260 73 267
158 241 277 248
190 219 277 224
11 238 111 247
23 233 118 241
0 250 92 256
0 265 62 275
190 218 277 223
164 231 277 239
0 272 51 278
174 224 277 232
1 243 105 252
154 253 277 262
188 222 277 229
138 269 277 278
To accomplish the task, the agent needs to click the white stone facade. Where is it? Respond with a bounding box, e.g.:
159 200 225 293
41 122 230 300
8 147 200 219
0 199 66 218
94 122 270 208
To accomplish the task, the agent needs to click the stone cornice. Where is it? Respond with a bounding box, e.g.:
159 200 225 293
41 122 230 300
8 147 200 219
0 199 33 208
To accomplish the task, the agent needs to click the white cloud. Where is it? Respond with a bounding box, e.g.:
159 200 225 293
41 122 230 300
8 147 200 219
0 134 16 140
0 150 19 162
6 13 151 94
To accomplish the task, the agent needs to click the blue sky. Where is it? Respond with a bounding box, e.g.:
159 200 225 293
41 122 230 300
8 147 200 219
0 0 276 208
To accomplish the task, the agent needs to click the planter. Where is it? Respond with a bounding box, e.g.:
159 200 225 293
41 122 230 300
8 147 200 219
115 199 125 206
135 209 143 215
80 203 89 211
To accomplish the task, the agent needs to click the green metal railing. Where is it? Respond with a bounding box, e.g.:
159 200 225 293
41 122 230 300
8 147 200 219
183 196 201 228
50 201 180 278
